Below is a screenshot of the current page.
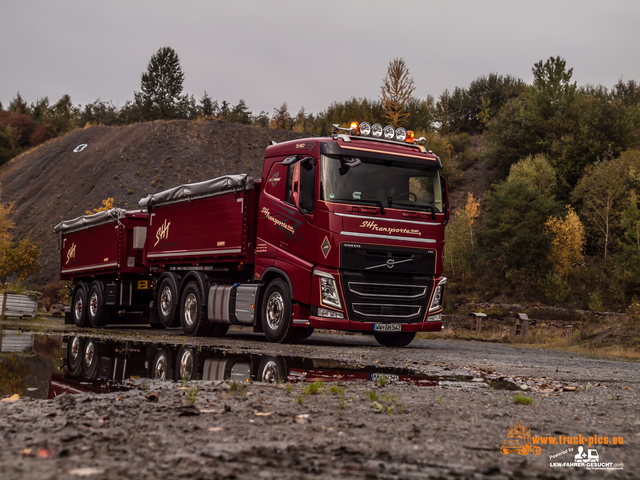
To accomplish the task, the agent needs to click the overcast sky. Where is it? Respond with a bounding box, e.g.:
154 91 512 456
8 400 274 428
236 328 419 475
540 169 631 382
2 1 639 116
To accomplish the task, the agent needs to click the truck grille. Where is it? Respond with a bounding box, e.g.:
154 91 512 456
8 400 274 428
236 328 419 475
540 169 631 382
340 244 436 274
340 271 433 324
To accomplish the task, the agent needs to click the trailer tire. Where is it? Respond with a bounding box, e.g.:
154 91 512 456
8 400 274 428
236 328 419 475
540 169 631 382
180 281 214 337
175 347 197 381
373 331 416 348
81 339 100 379
67 336 84 376
261 279 293 343
72 285 88 327
151 347 173 380
158 278 180 328
88 283 111 327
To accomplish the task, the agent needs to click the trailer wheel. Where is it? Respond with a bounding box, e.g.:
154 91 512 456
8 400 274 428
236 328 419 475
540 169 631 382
261 279 293 343
373 331 416 348
152 347 173 380
88 283 111 327
81 339 100 379
72 285 88 327
158 278 180 328
67 336 84 376
180 281 214 336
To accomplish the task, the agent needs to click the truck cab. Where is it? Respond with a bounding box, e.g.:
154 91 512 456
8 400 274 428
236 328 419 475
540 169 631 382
255 122 448 347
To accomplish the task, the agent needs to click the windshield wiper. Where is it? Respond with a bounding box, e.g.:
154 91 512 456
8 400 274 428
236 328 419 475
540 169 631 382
331 198 385 214
388 201 437 220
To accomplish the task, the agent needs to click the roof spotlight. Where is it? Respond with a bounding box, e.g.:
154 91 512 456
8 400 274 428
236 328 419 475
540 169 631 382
383 125 395 140
359 122 371 136
371 123 383 138
395 128 407 142
349 122 359 135
416 137 427 146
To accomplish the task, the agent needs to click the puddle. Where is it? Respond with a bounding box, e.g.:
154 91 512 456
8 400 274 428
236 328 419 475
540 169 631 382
1 329 519 398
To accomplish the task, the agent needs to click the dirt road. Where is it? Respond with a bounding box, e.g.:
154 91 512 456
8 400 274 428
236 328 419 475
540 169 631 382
0 320 637 479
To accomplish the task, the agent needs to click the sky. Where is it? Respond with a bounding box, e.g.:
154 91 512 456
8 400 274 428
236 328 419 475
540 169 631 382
2 1 640 117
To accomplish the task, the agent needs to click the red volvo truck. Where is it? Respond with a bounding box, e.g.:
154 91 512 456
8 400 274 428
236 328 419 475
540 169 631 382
55 122 448 347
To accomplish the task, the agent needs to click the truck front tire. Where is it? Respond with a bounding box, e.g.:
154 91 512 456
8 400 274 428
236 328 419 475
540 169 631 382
373 331 416 348
261 279 293 343
158 278 180 328
180 281 214 336
72 285 88 327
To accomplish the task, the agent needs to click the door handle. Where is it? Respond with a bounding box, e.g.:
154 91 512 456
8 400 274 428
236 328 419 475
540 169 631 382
279 241 289 249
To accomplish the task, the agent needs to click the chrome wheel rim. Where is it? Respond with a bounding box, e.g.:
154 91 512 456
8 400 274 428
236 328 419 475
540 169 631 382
266 292 284 331
184 293 197 327
261 360 279 383
160 286 172 317
179 350 194 380
74 296 83 320
154 353 168 379
70 337 80 361
84 341 94 368
89 292 99 317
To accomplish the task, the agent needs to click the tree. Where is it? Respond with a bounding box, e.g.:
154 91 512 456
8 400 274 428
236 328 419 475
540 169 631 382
444 192 480 276
8 92 30 116
476 179 563 275
87 198 114 215
380 58 415 126
506 154 558 197
227 100 252 125
545 206 585 277
44 94 79 136
198 92 216 117
271 102 293 130
135 47 186 120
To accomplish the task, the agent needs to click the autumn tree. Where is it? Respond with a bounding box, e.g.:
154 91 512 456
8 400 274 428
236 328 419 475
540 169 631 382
87 198 114 215
380 58 415 126
545 206 585 277
135 47 186 120
444 192 480 276
271 102 293 130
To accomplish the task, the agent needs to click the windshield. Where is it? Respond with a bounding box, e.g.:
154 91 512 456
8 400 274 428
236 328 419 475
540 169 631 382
320 154 443 213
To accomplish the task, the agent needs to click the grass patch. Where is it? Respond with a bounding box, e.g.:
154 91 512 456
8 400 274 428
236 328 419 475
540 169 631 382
329 384 345 395
186 383 200 405
512 394 534 405
302 381 323 395
229 380 249 397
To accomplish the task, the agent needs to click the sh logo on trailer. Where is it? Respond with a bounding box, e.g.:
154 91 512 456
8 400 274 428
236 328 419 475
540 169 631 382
66 243 77 264
154 219 171 246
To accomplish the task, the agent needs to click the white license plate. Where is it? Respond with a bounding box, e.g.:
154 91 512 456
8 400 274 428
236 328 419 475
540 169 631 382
371 373 399 383
374 323 401 332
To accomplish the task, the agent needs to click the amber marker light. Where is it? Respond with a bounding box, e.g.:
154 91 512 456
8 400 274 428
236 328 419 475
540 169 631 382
405 130 415 143
349 122 359 135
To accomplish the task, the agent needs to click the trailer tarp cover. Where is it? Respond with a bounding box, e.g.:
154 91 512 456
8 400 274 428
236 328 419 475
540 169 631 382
53 208 127 233
138 174 254 208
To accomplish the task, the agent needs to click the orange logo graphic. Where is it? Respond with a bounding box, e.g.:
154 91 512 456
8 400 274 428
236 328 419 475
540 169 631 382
501 424 542 456
154 219 171 247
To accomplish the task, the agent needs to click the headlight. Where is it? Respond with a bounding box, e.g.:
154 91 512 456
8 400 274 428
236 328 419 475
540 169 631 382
318 307 344 319
429 277 446 313
314 270 342 309
383 125 395 140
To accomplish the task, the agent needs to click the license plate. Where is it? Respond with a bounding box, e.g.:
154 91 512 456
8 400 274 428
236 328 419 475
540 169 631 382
374 323 401 332
371 373 399 383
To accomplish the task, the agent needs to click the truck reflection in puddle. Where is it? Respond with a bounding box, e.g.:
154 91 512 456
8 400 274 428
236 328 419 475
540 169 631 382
1 330 517 399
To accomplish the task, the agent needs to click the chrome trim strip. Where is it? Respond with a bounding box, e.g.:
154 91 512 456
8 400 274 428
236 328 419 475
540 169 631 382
148 248 241 258
335 212 439 226
365 258 414 270
61 262 118 274
352 303 421 319
340 231 436 244
348 282 427 299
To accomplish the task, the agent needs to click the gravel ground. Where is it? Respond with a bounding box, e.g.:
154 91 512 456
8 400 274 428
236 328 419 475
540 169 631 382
1 320 638 479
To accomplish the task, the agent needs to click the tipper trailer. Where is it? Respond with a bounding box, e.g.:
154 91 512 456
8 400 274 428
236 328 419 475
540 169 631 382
55 122 448 347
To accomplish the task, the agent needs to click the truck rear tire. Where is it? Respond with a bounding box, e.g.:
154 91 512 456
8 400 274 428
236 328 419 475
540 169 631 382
180 281 214 336
158 278 180 328
81 339 100 379
373 331 416 348
72 285 88 327
261 279 293 343
88 283 111 327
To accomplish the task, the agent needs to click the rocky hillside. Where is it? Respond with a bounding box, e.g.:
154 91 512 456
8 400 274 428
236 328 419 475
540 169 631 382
0 120 306 284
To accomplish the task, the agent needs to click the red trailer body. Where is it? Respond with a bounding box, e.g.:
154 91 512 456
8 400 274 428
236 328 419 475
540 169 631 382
56 209 148 280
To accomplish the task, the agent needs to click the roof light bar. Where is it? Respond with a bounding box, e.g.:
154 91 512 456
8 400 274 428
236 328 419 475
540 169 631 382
395 128 407 142
383 125 395 140
371 123 383 138
360 122 371 136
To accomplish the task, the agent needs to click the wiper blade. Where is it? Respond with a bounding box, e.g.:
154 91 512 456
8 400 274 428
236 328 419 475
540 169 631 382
331 198 385 214
388 201 437 220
